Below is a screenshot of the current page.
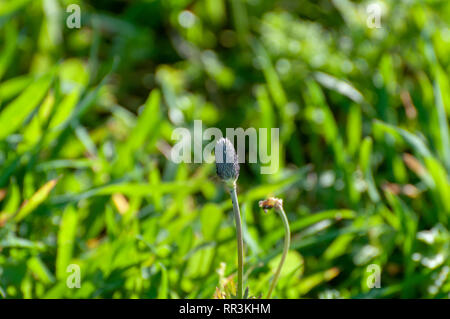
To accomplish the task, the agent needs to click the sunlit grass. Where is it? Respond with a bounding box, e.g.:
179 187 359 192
0 0 448 299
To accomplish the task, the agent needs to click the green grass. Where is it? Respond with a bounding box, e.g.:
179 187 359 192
0 0 449 299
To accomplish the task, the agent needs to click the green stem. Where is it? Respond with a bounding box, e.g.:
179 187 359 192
229 185 244 299
266 206 290 299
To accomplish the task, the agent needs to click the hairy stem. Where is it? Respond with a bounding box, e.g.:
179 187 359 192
267 206 290 299
229 184 244 299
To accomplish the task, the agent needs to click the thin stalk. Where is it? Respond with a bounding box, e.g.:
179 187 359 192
266 205 290 299
229 184 244 299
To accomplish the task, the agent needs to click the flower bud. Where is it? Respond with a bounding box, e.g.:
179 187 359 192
215 138 240 183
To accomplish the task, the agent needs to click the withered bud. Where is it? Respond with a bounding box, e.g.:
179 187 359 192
259 197 283 213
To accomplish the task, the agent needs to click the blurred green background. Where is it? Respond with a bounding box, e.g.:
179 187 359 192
0 0 449 299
